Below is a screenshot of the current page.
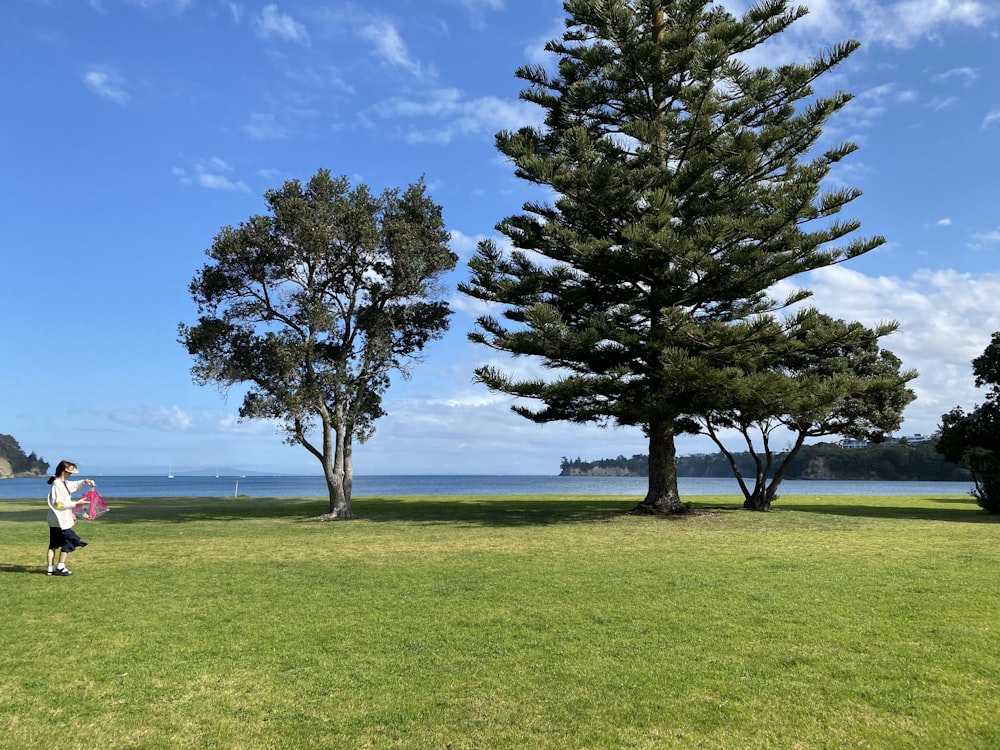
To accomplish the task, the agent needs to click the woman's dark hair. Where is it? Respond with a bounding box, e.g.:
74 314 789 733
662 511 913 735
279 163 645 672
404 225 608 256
48 460 77 484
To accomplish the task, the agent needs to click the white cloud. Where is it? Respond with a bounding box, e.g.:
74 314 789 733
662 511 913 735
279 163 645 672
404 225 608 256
927 95 958 111
936 218 953 226
82 68 129 104
243 112 288 141
257 167 285 182
456 0 504 9
730 0 994 70
931 66 979 84
777 266 1000 433
850 0 996 47
710 0 995 50
983 108 1000 129
384 265 1000 470
371 88 542 144
215 413 279 435
841 82 920 127
173 157 251 192
205 156 233 172
82 265 1000 473
362 373 650 474
96 405 194 431
793 0 848 34
437 390 511 409
359 20 427 78
972 227 1000 244
102 0 193 10
88 405 279 438
197 173 250 192
257 4 309 45
448 229 488 263
522 16 566 67
453 0 505 30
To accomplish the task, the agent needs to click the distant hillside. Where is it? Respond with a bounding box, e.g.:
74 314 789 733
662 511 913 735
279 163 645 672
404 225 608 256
561 441 972 482
0 434 49 479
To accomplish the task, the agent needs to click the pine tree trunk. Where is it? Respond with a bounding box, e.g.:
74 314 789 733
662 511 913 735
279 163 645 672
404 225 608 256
743 492 771 512
742 468 769 511
634 417 687 515
759 432 808 509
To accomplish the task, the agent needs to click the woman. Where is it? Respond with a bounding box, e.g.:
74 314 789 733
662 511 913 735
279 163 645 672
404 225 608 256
46 460 96 576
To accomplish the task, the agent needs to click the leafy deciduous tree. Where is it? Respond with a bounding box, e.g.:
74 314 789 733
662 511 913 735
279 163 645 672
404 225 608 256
938 332 1000 513
180 170 457 518
699 312 916 510
460 0 883 513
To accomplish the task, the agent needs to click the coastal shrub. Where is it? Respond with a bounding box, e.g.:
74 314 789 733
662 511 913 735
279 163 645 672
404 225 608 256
966 449 1000 514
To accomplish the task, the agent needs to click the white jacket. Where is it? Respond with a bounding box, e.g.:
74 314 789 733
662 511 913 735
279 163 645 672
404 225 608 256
47 479 85 529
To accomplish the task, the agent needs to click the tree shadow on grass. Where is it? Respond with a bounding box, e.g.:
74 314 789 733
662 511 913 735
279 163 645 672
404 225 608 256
0 495 644 527
352 496 639 526
0 564 44 575
931 496 978 505
0 497 314 525
774 497 996 524
5 495 994 526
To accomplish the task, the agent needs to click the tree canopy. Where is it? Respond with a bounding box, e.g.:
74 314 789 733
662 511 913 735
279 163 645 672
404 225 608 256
938 332 1000 513
698 312 916 509
180 170 457 518
460 0 883 513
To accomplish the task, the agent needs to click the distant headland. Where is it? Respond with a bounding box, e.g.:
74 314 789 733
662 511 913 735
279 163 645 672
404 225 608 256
0 434 49 479
561 439 971 482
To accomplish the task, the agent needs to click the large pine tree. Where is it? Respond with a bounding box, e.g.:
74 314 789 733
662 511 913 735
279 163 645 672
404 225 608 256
460 0 884 513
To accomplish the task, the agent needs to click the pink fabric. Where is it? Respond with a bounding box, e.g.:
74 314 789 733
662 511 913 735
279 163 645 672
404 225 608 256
74 488 109 521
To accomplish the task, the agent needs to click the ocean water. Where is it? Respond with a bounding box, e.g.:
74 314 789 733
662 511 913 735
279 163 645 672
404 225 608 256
0 474 975 500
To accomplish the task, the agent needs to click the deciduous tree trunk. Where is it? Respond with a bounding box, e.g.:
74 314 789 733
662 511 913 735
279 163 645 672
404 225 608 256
324 476 353 518
321 420 355 520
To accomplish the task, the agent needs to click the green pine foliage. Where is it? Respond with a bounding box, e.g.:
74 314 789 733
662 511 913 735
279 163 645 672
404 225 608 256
461 0 883 513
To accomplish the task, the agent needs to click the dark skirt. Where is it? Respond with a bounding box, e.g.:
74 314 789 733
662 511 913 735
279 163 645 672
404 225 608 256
48 526 88 553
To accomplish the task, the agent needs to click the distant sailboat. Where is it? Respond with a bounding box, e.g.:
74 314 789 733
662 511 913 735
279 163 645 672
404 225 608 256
167 467 174 479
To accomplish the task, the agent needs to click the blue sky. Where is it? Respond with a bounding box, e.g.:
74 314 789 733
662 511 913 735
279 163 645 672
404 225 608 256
4 0 1000 476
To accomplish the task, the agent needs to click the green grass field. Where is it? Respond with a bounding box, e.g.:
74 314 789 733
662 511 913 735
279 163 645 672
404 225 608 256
2 492 998 749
